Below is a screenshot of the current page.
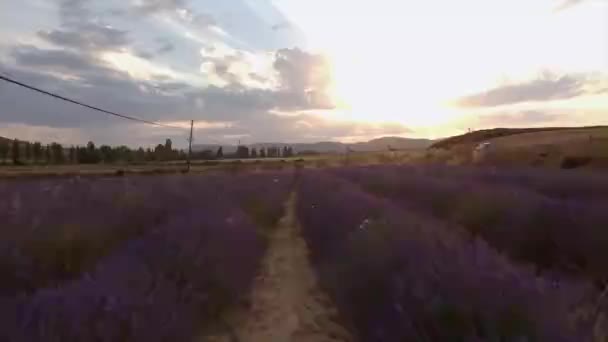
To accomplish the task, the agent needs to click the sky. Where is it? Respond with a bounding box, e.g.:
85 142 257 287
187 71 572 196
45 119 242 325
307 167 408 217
0 0 607 148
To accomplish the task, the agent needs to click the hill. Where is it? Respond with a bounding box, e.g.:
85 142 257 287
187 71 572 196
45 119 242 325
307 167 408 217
194 137 433 154
353 137 432 151
430 126 607 150
426 126 608 169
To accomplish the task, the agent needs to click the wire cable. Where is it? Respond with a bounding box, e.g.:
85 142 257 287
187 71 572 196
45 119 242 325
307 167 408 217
0 75 185 130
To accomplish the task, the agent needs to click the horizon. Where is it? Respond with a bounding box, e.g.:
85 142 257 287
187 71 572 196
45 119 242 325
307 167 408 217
1 0 607 148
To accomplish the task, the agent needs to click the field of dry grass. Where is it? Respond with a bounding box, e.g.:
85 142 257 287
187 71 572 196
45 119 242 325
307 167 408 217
425 126 608 169
0 149 429 179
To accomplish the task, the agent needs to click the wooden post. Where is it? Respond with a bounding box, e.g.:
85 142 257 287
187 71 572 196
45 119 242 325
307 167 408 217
187 120 193 172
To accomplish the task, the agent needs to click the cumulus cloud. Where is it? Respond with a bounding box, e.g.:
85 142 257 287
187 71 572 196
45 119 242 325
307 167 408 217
1 43 336 141
33 0 132 56
38 24 130 51
453 73 595 108
273 48 334 109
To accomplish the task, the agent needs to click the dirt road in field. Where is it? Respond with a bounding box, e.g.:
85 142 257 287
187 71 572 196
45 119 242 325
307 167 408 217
205 194 352 342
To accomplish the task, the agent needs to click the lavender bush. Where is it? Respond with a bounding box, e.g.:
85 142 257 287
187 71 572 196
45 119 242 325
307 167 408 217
297 170 594 341
332 165 608 284
364 164 608 201
0 171 292 341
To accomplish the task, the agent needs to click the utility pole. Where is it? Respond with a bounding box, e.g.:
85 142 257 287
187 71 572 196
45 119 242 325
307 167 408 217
187 120 193 172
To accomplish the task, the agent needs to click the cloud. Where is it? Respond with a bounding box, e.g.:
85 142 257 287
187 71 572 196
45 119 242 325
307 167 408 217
133 0 187 14
271 22 291 31
157 41 175 54
192 13 217 27
136 50 155 60
11 45 101 72
274 48 330 92
554 0 586 12
34 0 132 56
273 48 334 109
477 110 560 126
2 44 333 131
58 0 92 25
38 23 130 51
0 123 86 145
0 0 386 147
191 112 412 144
454 73 591 108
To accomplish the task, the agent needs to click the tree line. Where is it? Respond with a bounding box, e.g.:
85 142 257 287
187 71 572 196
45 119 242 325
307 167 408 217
193 145 295 160
0 138 185 165
0 138 298 165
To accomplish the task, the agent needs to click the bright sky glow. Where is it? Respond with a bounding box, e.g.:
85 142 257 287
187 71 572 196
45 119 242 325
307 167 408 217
273 0 608 130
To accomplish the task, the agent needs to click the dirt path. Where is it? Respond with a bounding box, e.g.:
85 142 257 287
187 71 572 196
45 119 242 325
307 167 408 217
205 193 353 342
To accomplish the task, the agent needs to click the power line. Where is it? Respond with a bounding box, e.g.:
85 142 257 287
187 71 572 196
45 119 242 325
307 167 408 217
0 75 185 130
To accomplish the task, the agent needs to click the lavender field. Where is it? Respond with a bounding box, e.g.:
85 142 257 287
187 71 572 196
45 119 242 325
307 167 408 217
0 172 293 341
1 165 607 341
296 166 608 341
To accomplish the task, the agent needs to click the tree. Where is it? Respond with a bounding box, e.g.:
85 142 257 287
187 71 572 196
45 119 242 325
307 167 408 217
51 143 65 163
24 142 32 162
216 146 223 159
135 147 146 163
77 142 100 164
69 146 76 163
99 145 114 163
154 144 165 161
281 146 294 158
32 142 42 163
251 148 258 158
76 146 86 164
45 145 52 163
267 146 278 158
114 146 133 163
145 148 154 161
87 141 100 163
0 139 9 164
260 148 267 158
163 139 178 160
11 139 20 164
236 146 250 159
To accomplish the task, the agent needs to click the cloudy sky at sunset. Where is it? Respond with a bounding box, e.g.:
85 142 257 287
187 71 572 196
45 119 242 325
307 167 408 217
1 0 607 147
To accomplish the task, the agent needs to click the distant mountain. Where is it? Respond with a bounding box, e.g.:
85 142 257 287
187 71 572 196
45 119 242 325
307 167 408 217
351 137 433 152
193 137 433 154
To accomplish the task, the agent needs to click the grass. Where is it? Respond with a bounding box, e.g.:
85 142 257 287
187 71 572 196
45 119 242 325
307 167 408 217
0 150 426 179
422 126 608 169
430 126 608 150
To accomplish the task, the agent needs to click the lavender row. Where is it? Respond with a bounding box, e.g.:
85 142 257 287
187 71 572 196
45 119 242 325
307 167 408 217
0 172 292 296
0 205 263 341
371 164 608 201
0 172 293 341
296 171 594 341
332 166 608 284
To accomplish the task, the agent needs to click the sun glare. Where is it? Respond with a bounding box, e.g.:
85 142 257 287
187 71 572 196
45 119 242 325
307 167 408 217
324 45 464 128
274 0 608 130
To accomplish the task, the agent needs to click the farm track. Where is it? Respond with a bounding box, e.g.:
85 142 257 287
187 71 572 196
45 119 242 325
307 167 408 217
204 193 353 342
